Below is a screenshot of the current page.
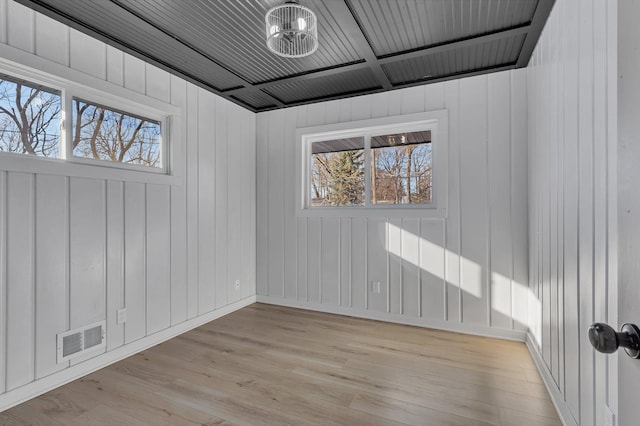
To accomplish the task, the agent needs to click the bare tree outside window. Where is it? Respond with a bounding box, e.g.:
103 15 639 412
371 131 432 205
72 99 162 168
0 77 61 157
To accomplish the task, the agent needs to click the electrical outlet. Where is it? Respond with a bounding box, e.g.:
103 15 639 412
371 281 381 294
234 279 241 291
116 308 127 324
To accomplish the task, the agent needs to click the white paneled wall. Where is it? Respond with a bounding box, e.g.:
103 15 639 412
0 1 256 408
257 70 529 339
527 0 617 425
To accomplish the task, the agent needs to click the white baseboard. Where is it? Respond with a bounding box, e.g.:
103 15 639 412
256 295 527 342
0 295 256 412
525 333 577 426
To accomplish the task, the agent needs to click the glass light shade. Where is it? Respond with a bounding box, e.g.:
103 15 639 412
265 2 318 58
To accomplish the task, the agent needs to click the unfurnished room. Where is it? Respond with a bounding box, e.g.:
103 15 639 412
0 0 638 425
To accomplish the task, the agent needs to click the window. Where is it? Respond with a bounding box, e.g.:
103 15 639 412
0 66 170 174
72 99 162 168
310 137 364 206
297 110 447 217
0 75 62 158
371 130 432 205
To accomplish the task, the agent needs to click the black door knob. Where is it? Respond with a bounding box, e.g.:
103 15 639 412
588 322 640 359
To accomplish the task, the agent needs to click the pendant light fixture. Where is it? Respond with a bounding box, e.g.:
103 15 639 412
265 1 318 58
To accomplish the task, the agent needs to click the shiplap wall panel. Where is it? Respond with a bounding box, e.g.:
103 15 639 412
510 70 528 332
240 110 256 300
266 109 285 298
307 217 321 303
69 177 106 366
7 1 33 53
0 171 5 395
256 105 269 298
527 0 617 424
69 178 105 329
34 174 68 379
339 218 351 307
257 71 528 337
69 29 105 80
226 102 242 304
459 76 489 326
400 218 420 317
321 217 340 306
577 0 595 422
367 218 388 313
0 1 256 407
295 105 308 302
123 181 146 344
197 90 216 313
283 107 298 300
592 2 609 423
145 184 171 334
444 80 461 323
547 10 560 383
5 172 34 391
370 92 388 119
388 217 402 314
169 75 187 325
185 82 199 319
123 54 145 94
34 13 68 66
105 45 123 87
214 98 229 308
487 72 512 330
420 219 445 320
351 217 367 309
0 0 6 45
105 180 124 350
145 64 170 104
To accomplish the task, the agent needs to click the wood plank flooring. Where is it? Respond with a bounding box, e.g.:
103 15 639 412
0 303 560 425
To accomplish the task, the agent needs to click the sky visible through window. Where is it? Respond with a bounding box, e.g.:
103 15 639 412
0 77 61 157
72 99 162 168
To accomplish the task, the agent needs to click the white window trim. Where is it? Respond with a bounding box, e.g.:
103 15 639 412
295 109 448 218
0 44 182 186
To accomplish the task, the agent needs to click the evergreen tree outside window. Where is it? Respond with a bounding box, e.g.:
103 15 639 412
310 137 364 207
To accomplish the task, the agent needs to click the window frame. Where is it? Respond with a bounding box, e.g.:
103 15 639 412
296 110 448 218
0 50 181 186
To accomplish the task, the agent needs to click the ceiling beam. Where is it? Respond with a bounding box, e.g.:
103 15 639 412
256 62 517 113
378 24 531 65
516 0 555 67
331 1 393 90
226 24 530 98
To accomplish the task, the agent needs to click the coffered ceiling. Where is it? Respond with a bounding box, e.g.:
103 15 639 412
15 0 555 112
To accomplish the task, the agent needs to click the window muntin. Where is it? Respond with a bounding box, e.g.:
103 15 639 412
370 130 432 205
310 137 364 207
0 75 61 158
305 127 434 210
72 98 162 168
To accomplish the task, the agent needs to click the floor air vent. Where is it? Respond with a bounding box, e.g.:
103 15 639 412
57 320 106 363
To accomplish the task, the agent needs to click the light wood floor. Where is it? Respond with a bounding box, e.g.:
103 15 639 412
0 303 560 425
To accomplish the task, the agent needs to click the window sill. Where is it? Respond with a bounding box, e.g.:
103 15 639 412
296 205 446 219
0 154 181 186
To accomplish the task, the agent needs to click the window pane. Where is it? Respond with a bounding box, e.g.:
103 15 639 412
311 137 364 207
371 130 432 205
72 98 162 168
0 76 61 157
